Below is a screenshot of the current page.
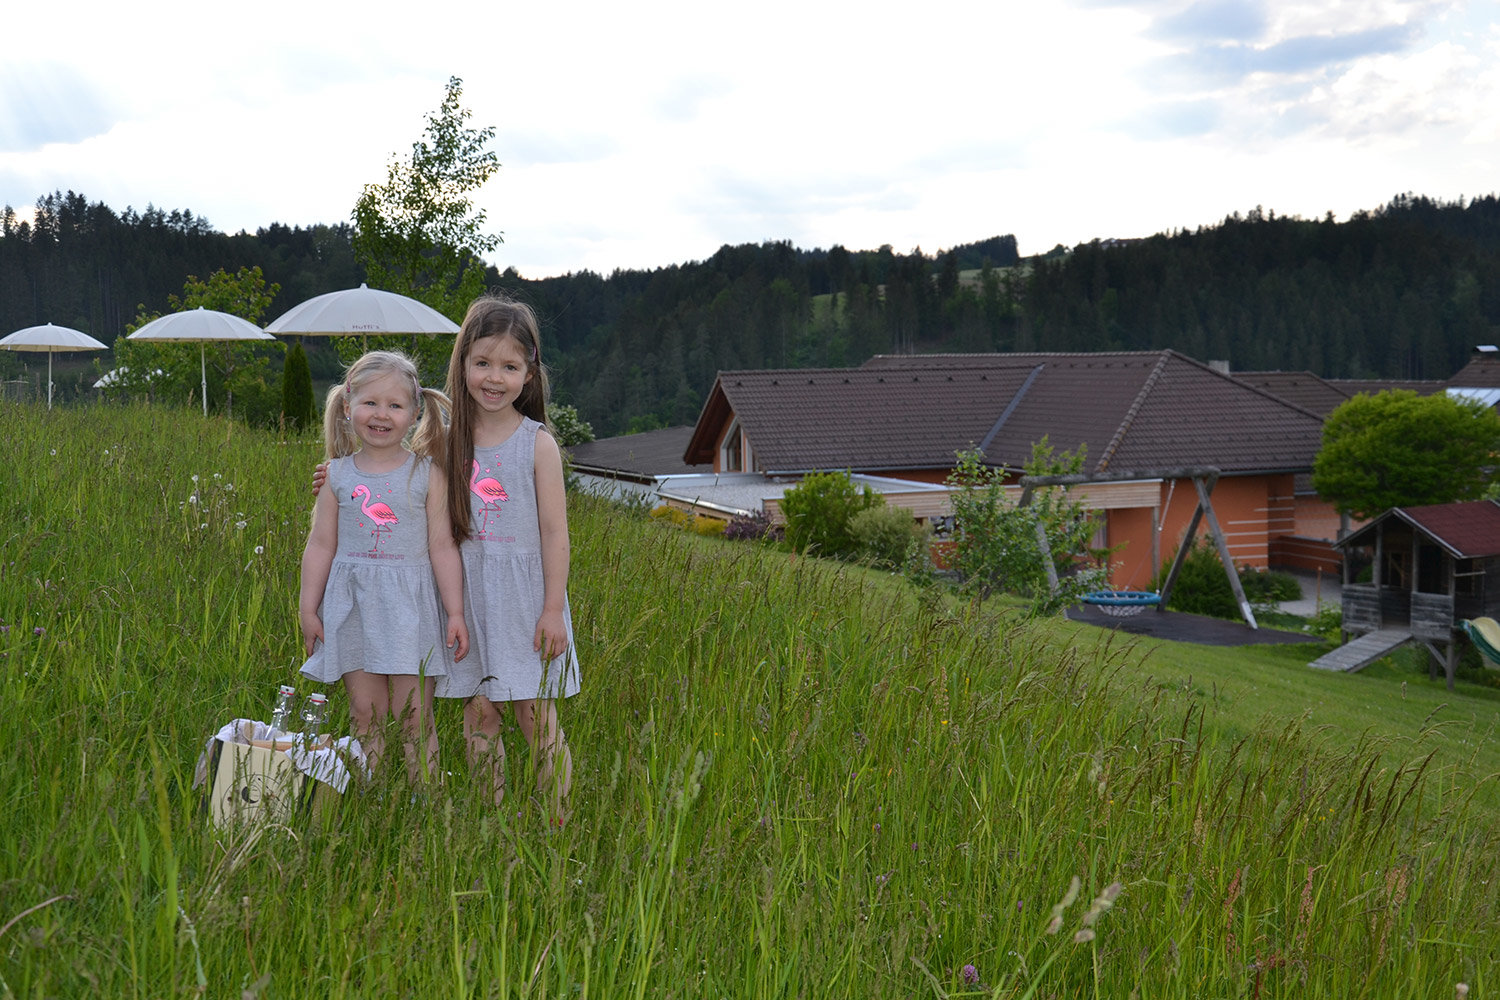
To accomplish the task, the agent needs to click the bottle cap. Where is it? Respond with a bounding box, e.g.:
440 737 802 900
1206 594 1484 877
309 692 328 704
279 684 297 695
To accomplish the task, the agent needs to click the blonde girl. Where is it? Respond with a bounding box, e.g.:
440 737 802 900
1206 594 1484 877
299 350 469 783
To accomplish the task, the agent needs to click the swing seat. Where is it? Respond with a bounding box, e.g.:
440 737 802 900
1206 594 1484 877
1083 590 1162 618
1461 618 1500 670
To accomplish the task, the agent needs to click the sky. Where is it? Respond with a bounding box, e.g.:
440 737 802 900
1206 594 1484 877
2 0 1497 280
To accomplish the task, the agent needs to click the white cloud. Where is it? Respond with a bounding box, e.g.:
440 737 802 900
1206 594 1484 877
0 0 1496 281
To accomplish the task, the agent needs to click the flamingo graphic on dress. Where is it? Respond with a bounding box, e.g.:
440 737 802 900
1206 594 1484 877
470 459 509 538
351 484 398 554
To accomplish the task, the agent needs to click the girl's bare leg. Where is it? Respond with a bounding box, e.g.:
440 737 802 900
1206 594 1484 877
512 699 572 812
390 675 438 784
463 696 506 806
342 670 391 777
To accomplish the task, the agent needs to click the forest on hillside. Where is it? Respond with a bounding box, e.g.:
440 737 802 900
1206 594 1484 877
3 190 1498 435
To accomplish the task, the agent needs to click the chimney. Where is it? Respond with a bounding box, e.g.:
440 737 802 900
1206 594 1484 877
1207 359 1230 374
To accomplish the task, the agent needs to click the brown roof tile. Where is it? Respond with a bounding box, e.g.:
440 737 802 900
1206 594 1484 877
686 350 1325 476
1229 371 1352 416
1341 501 1500 558
1404 501 1500 557
1446 352 1500 389
1325 378 1446 397
568 426 709 480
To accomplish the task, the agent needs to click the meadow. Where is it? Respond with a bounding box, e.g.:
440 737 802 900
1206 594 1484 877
3 401 1499 998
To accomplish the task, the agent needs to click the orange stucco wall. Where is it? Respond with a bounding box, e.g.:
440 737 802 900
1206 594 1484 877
1293 494 1346 541
1103 473 1297 589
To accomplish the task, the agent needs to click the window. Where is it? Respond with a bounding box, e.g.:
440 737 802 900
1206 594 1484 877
1455 558 1484 598
721 419 744 472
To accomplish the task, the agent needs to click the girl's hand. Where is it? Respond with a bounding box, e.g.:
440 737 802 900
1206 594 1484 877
311 461 330 498
448 617 470 661
533 609 569 662
300 609 325 656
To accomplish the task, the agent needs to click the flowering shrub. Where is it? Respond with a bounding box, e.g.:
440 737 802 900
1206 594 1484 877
724 511 779 542
650 505 693 528
690 515 726 537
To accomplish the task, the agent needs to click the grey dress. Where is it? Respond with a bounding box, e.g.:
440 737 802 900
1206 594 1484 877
300 452 452 682
436 417 581 702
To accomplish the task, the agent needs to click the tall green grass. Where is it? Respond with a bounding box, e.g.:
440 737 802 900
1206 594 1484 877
3 402 1498 997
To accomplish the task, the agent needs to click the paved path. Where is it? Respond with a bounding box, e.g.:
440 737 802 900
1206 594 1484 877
1276 568 1341 617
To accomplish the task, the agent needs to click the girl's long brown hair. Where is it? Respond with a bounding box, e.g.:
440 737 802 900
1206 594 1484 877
443 295 552 543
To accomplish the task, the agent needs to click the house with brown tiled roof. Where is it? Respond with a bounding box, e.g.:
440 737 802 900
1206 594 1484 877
682 350 1335 588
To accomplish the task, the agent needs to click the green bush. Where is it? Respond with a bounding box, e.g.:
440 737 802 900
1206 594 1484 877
1238 566 1301 604
780 471 881 559
1157 539 1238 619
849 503 926 569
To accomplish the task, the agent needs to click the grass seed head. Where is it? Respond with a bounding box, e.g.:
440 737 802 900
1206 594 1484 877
1046 875 1082 934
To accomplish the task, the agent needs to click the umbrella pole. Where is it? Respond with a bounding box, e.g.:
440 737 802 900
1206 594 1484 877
47 350 54 410
200 344 208 417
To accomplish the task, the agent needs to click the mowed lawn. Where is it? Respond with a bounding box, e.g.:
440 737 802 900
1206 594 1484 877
4 402 1499 998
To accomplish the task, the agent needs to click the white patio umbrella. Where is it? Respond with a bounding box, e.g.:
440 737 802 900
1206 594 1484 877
265 283 459 339
126 307 274 416
0 323 109 409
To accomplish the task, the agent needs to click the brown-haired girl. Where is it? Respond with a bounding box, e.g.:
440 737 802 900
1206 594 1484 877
436 295 577 815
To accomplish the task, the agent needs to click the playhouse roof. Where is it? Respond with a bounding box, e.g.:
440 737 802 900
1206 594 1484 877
1338 500 1500 559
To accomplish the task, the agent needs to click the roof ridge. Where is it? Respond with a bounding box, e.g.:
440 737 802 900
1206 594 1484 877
978 364 1044 456
1096 351 1170 473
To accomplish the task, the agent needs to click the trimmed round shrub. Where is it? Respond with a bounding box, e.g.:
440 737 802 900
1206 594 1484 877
849 504 926 569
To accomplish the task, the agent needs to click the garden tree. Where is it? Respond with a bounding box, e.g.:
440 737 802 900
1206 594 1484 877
946 439 1104 614
548 403 595 447
110 266 282 423
1311 389 1500 519
780 470 883 560
281 341 315 432
351 75 499 381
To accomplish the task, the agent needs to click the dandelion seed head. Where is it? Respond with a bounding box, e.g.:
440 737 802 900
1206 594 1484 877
235 520 247 530
254 545 264 555
191 474 198 482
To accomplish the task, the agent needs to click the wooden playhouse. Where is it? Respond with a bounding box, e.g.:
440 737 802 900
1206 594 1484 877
1315 500 1500 688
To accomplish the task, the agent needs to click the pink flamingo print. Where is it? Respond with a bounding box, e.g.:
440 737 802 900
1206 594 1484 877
351 484 398 553
470 459 509 538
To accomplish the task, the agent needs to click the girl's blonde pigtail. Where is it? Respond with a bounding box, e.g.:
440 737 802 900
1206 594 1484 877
411 386 452 464
322 384 359 459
